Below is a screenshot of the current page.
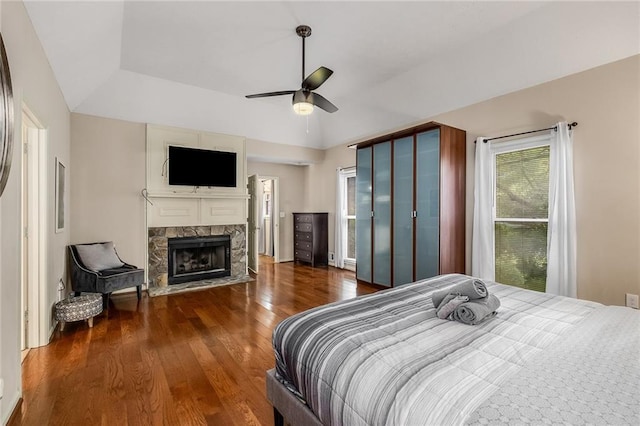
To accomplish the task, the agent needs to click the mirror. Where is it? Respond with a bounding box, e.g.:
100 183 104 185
0 32 14 198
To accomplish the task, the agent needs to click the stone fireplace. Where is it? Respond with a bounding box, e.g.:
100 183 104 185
148 225 246 288
145 125 249 292
168 235 230 284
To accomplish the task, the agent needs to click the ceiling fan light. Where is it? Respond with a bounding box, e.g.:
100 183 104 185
293 101 314 116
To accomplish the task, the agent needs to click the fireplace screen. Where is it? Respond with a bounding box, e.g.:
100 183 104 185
168 235 231 284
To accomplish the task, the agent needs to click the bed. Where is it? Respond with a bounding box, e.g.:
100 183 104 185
267 274 640 425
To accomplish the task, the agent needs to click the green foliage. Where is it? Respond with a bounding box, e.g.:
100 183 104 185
494 146 550 292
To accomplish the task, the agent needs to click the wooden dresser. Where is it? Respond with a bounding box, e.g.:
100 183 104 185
293 213 328 267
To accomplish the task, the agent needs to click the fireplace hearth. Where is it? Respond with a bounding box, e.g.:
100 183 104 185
168 235 231 285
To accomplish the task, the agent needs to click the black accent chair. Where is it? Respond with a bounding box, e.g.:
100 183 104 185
68 242 144 308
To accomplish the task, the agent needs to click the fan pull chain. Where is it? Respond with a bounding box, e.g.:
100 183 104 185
306 115 310 133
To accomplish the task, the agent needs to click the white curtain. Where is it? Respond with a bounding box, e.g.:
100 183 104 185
471 137 495 280
546 122 577 297
334 169 345 269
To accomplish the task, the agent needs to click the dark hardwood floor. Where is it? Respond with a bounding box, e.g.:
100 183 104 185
11 256 378 425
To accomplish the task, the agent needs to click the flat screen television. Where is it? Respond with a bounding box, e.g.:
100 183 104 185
168 145 237 188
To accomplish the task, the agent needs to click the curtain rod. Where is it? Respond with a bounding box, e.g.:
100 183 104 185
479 121 578 143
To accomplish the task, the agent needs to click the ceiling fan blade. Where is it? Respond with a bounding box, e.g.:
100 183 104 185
301 66 333 91
308 92 338 113
245 90 296 99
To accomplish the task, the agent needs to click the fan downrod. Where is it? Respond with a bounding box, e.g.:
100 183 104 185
296 25 312 38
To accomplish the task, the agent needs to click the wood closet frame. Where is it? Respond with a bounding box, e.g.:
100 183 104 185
355 121 466 287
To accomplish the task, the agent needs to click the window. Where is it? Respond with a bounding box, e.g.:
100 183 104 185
338 168 356 267
263 192 271 217
346 174 356 261
493 136 550 292
262 180 271 217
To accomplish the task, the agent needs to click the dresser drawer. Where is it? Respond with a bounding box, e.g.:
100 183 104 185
295 250 312 262
295 232 312 241
295 241 312 251
295 223 313 232
295 214 313 223
292 213 328 267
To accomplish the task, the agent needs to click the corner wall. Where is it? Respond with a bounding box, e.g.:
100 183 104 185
1 1 71 422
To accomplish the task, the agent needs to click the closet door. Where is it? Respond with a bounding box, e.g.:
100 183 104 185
372 142 391 286
393 136 414 286
415 130 440 280
355 147 372 282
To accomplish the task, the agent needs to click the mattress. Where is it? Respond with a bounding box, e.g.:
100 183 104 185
272 274 640 425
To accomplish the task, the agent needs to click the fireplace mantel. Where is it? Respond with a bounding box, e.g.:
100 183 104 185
146 192 249 200
145 125 249 287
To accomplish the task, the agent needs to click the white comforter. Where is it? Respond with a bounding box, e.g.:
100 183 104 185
273 274 640 425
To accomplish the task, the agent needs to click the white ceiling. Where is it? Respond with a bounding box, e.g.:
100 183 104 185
24 1 640 150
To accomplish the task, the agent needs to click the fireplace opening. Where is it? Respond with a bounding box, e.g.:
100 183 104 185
168 235 231 285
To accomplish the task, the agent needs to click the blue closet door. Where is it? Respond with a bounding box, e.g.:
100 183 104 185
393 136 414 285
373 142 392 286
355 147 372 282
415 130 440 280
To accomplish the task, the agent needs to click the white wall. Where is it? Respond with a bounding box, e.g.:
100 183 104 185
247 138 324 165
304 145 357 264
0 1 71 422
70 114 146 268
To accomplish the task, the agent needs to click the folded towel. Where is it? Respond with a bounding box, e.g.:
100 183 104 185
436 295 469 319
451 294 501 325
432 279 488 308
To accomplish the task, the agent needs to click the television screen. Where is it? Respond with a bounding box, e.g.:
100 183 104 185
168 146 237 187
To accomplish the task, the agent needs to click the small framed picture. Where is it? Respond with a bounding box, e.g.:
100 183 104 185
55 157 65 233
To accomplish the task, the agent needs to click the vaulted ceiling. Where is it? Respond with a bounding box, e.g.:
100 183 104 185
24 1 640 149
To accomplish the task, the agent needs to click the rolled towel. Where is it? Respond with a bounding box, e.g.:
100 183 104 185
451 294 501 325
432 278 488 308
436 295 469 319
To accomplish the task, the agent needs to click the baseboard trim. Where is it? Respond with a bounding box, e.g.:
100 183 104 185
328 260 356 272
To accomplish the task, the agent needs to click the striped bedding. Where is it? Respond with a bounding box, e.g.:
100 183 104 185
272 274 636 425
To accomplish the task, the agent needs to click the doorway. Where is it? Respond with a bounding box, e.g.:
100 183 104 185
259 178 275 258
247 174 280 274
21 106 47 351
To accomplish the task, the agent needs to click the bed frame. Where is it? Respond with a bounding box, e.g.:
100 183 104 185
266 369 323 426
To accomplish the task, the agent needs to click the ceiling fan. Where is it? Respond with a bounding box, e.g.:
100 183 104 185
245 25 338 115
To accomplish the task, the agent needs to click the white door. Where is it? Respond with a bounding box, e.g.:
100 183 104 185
21 121 29 351
247 174 260 273
22 108 47 348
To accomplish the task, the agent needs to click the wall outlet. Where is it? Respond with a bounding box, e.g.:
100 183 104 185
279 211 285 218
328 252 335 261
625 293 639 309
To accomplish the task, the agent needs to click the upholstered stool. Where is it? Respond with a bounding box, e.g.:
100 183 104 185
55 293 103 331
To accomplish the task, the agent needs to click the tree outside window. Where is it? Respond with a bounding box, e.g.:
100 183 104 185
494 144 550 292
